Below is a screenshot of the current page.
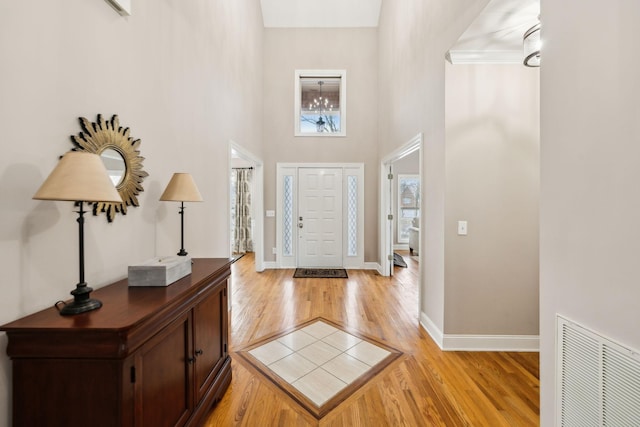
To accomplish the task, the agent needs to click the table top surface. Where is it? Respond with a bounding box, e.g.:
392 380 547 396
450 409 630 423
0 258 233 332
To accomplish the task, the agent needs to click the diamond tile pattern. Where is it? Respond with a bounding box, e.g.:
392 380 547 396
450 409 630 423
244 320 395 409
283 176 293 256
347 175 358 256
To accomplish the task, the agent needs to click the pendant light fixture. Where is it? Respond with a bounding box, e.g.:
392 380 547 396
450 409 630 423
523 19 541 67
311 80 333 132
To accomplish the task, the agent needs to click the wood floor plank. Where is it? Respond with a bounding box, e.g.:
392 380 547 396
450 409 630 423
204 252 539 426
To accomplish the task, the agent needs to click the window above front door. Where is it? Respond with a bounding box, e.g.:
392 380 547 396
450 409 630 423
294 70 347 137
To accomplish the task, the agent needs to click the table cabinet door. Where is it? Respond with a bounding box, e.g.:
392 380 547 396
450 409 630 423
193 281 228 401
12 358 126 426
136 312 193 427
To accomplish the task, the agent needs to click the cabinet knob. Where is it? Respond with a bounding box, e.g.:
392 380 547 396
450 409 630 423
195 349 204 356
187 357 195 364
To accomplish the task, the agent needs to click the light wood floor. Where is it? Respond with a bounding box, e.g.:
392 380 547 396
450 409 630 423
204 252 539 426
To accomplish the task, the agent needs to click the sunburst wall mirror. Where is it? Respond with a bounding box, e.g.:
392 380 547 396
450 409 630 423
71 114 148 222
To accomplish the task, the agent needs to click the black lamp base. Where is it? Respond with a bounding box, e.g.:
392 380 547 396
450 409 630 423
58 283 103 315
177 202 188 257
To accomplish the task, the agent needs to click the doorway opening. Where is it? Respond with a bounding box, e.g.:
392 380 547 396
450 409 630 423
380 133 422 277
230 142 264 272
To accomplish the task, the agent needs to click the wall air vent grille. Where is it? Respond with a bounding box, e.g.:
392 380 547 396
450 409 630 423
557 316 640 426
602 345 640 425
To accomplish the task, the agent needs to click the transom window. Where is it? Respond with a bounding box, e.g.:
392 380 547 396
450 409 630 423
295 70 346 137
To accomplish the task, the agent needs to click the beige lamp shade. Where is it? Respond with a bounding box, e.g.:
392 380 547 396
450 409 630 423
159 173 203 202
33 151 123 203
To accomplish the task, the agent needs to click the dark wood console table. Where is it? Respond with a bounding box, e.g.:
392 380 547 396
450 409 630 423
0 258 232 427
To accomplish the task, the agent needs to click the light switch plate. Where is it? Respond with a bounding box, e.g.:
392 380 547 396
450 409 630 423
457 220 468 236
266 210 275 217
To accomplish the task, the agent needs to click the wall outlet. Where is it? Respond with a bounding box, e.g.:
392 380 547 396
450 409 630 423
272 247 277 254
266 210 275 217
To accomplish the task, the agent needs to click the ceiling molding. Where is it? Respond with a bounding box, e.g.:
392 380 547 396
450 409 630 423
448 0 539 65
447 50 523 65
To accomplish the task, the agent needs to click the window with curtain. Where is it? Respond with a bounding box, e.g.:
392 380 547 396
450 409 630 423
231 168 253 254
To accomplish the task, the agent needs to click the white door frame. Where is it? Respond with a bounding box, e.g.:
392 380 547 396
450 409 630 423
379 133 422 277
276 163 365 269
229 141 264 272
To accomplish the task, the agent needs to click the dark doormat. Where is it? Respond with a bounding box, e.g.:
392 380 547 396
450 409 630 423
293 268 348 278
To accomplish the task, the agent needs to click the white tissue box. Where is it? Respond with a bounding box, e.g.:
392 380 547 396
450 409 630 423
128 256 192 287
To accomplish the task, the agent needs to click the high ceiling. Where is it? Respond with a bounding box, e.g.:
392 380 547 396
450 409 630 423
260 0 539 65
448 0 540 64
260 0 382 28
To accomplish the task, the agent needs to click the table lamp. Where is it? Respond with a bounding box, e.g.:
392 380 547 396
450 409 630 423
33 151 123 315
159 173 203 256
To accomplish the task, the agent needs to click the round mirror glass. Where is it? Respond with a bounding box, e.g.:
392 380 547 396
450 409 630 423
100 148 126 187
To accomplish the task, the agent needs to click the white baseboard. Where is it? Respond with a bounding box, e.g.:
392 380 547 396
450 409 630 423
393 244 409 250
364 262 381 272
442 334 539 352
261 261 380 271
420 312 444 349
420 312 539 352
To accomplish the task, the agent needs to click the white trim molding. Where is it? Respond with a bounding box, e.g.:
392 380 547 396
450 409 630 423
380 133 422 277
229 141 265 272
420 312 539 352
364 262 381 272
420 312 444 349
263 261 379 271
446 50 522 65
276 162 365 269
294 69 347 137
442 334 539 352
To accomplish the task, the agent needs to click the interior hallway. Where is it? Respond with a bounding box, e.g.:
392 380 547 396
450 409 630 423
205 252 539 426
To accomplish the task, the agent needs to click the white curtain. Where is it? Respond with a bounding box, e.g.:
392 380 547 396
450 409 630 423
232 168 253 253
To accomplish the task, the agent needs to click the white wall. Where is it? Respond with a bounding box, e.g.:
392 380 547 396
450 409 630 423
540 1 640 424
0 0 263 424
445 63 539 335
262 28 378 262
378 0 490 336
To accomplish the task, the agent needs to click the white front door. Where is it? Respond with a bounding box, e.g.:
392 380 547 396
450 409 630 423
298 168 343 267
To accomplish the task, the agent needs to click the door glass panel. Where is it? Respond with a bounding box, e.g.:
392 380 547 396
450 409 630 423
283 175 294 256
347 175 358 257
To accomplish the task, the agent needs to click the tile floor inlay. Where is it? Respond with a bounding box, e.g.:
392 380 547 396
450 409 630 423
235 318 403 419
